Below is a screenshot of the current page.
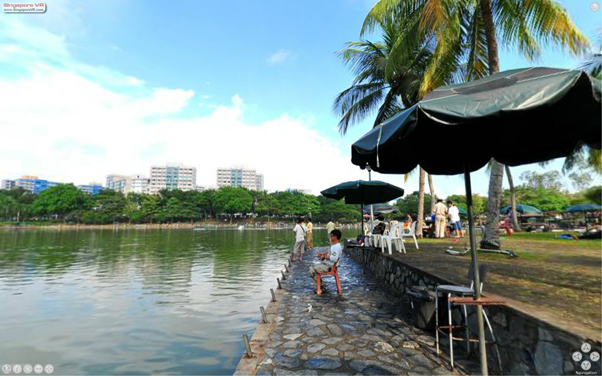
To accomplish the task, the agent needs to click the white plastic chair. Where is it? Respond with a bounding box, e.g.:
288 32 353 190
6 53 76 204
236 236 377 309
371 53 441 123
401 222 419 249
381 223 405 254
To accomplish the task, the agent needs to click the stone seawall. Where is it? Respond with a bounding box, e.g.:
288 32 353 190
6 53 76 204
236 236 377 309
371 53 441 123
346 245 602 375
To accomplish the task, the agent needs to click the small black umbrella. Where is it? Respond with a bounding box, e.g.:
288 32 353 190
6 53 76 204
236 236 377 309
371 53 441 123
351 67 601 375
321 180 404 234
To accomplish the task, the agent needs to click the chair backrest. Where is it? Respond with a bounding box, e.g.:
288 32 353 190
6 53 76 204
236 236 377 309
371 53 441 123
331 259 339 273
403 222 417 235
391 223 403 237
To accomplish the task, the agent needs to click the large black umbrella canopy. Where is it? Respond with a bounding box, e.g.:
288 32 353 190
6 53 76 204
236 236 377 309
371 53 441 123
565 204 602 212
321 180 404 236
320 180 404 205
352 67 601 174
350 67 601 376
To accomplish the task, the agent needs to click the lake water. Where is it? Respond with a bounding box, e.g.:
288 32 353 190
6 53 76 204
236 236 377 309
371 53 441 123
0 227 356 375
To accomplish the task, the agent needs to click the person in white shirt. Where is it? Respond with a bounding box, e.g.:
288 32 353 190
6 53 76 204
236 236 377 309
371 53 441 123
292 218 308 261
309 229 342 287
447 201 463 238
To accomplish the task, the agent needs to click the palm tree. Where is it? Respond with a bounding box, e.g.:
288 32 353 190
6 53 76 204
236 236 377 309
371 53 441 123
362 0 589 249
334 17 455 237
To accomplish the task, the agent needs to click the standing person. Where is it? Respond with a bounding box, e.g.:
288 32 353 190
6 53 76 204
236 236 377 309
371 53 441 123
447 201 462 238
306 217 314 250
309 229 342 289
326 218 336 244
292 218 307 261
433 199 448 238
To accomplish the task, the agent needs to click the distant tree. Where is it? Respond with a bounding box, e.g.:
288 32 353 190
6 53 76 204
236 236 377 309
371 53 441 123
395 191 433 218
446 194 487 215
520 171 565 191
213 187 253 222
89 189 127 223
583 185 602 205
255 192 281 219
32 184 88 219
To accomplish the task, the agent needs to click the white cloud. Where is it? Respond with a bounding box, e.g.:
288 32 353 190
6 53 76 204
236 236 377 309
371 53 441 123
0 23 369 194
127 76 144 86
267 50 292 65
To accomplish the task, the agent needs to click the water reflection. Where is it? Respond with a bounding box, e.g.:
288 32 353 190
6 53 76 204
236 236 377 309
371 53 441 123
0 227 352 375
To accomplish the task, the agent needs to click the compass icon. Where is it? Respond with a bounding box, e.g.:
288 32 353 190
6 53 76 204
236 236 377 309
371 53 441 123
582 343 592 353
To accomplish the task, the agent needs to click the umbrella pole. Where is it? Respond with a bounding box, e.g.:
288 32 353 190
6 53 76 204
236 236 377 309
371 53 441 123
464 164 488 376
361 203 365 236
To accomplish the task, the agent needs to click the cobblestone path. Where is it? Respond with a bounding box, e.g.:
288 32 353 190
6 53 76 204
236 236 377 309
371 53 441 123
250 247 478 375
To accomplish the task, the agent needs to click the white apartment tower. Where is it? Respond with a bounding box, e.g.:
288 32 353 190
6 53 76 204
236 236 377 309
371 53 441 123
149 164 196 194
255 174 264 191
131 175 150 194
217 167 264 190
106 174 132 194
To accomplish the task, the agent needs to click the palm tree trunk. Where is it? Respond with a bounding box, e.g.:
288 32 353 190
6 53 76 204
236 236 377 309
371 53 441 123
505 165 521 231
479 0 504 252
428 174 436 213
416 168 426 238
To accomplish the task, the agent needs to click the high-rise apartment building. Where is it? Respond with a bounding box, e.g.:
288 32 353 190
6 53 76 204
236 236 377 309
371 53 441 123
131 175 150 194
149 164 196 194
77 184 104 195
1 180 15 190
106 174 132 194
256 174 264 191
217 167 264 190
3 176 60 194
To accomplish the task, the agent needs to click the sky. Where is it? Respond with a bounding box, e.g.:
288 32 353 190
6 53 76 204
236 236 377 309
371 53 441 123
0 0 600 197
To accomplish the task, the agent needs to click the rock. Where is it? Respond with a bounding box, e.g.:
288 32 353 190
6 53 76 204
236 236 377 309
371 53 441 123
416 335 435 347
375 342 395 353
538 327 554 341
336 344 354 351
360 349 379 357
274 368 318 376
309 319 326 326
284 349 302 358
283 333 303 341
307 343 326 353
492 313 507 327
322 348 339 357
349 360 403 375
327 324 343 336
268 341 283 348
534 341 563 376
323 337 343 345
265 348 278 358
282 340 303 349
274 353 303 369
305 357 343 370
260 357 274 366
306 327 326 337
408 353 434 368
408 366 432 375
402 341 420 349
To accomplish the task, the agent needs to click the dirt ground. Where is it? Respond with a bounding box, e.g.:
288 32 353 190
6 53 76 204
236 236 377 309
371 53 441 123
392 233 602 341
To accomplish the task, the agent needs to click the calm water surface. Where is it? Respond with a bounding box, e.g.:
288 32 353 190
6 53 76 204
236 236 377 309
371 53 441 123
0 227 355 375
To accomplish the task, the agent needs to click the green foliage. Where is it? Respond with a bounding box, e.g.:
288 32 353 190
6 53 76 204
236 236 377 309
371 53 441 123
395 191 432 217
519 170 565 191
446 194 487 215
582 186 602 205
213 187 254 215
501 186 570 212
32 184 87 218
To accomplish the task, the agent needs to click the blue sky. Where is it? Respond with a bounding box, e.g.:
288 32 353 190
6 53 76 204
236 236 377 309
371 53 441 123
0 0 600 197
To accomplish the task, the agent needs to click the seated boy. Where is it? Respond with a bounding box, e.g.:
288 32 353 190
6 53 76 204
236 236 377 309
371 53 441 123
309 229 342 288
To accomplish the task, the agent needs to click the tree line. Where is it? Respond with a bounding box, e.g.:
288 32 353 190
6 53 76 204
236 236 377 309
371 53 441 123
0 185 362 224
2 169 597 225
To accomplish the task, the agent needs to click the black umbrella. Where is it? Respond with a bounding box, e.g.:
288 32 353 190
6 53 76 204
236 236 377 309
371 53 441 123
351 67 601 375
321 180 404 234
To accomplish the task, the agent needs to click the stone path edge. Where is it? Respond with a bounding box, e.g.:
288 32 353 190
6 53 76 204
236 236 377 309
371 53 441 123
234 264 288 375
